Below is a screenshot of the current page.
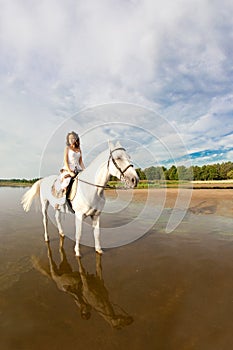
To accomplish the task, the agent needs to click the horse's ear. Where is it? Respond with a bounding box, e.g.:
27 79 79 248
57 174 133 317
116 141 121 148
108 140 114 150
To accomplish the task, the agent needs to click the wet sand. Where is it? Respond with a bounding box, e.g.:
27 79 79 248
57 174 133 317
107 187 233 218
1 187 233 350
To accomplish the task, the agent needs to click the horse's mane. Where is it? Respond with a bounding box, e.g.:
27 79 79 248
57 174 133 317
78 148 110 182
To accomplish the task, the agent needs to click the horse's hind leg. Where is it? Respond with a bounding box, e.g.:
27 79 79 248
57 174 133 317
74 212 83 257
42 200 49 242
92 215 103 255
55 209 65 238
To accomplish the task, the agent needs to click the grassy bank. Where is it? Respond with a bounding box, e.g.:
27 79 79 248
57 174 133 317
1 179 233 189
108 180 191 189
0 179 40 187
108 180 233 189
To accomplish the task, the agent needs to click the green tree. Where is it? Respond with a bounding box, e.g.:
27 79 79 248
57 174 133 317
167 165 178 180
144 166 167 180
227 169 233 179
144 166 157 180
191 165 201 180
135 168 146 180
220 162 233 179
177 165 193 180
207 165 220 180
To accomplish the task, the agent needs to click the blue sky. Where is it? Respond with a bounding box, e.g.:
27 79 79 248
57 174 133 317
0 0 233 178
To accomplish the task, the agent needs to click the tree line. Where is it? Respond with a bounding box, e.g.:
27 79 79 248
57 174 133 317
135 161 233 181
0 178 39 184
3 162 233 183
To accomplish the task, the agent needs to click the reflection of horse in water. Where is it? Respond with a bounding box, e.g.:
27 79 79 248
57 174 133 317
32 238 133 329
22 142 138 256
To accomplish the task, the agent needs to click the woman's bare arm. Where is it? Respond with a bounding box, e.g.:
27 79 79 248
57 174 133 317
64 147 75 175
79 149 85 170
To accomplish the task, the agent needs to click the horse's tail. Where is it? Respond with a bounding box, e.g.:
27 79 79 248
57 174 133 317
21 179 42 212
31 255 51 278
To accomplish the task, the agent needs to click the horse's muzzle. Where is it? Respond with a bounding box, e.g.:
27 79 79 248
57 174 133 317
131 175 139 188
123 174 139 188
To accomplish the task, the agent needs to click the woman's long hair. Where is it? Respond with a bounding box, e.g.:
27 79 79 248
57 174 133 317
66 131 80 148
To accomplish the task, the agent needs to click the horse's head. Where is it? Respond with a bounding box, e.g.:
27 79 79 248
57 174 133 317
108 141 139 188
110 314 134 329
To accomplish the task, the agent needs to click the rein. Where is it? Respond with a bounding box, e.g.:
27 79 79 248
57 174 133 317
77 178 108 189
78 147 133 189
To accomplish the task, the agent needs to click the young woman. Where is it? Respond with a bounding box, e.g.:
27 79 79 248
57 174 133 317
60 131 85 191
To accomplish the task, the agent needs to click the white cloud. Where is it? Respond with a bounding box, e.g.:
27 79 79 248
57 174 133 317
0 0 233 177
225 150 233 161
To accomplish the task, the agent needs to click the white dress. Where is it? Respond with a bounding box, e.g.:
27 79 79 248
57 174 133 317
60 149 82 189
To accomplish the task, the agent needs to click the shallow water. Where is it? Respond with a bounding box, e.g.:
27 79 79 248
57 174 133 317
1 187 233 350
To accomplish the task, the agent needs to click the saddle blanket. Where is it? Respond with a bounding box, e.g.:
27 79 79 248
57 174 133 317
51 176 78 211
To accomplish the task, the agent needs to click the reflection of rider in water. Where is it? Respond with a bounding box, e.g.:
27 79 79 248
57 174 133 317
31 238 133 329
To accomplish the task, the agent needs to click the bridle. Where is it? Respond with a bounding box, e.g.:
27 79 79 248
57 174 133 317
107 147 134 178
78 147 134 188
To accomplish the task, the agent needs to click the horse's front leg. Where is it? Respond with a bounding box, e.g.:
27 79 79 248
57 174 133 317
55 209 65 238
46 242 56 275
92 215 103 255
42 200 49 242
74 212 83 257
96 253 103 280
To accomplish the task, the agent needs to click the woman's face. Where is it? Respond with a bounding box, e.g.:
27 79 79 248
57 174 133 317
68 134 77 145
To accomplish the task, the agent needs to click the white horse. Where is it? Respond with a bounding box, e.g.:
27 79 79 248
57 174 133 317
22 141 139 256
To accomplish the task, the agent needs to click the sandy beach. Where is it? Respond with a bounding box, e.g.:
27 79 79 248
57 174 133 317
107 187 233 218
1 186 233 350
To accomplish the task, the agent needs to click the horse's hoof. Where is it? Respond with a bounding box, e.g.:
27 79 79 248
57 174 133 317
75 249 81 257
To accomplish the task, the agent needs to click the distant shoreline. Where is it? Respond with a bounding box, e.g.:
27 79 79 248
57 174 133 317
0 179 39 187
1 179 233 189
0 182 32 187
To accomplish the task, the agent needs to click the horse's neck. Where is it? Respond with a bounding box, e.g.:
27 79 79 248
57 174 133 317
95 162 110 188
79 149 110 188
